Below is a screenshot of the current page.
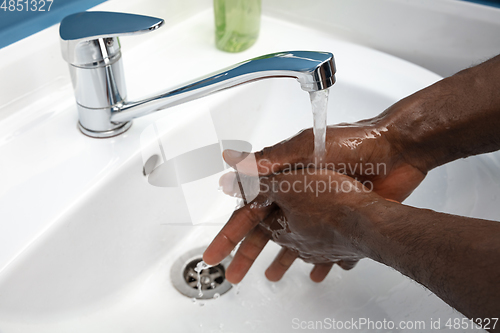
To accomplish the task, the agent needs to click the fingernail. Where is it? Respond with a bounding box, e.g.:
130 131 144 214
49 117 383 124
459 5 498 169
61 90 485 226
224 149 243 160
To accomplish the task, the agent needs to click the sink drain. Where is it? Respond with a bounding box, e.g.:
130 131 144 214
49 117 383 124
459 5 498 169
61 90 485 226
170 246 232 299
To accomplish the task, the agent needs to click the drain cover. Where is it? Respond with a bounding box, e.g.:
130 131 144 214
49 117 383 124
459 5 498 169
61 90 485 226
184 259 226 290
170 246 233 299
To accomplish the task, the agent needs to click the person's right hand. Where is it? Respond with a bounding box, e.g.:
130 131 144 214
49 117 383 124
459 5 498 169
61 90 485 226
207 118 427 281
205 169 387 284
224 119 426 203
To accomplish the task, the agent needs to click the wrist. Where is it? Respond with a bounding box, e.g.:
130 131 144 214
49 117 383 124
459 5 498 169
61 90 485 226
375 75 460 173
355 198 409 264
376 57 500 172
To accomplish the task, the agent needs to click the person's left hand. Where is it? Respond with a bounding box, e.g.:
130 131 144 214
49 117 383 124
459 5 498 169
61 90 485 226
203 168 387 284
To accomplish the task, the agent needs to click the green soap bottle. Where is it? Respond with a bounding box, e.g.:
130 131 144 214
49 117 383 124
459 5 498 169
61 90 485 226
214 0 261 53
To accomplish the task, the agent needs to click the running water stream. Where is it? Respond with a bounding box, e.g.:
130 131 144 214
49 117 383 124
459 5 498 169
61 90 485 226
195 260 213 298
195 89 330 303
309 89 330 164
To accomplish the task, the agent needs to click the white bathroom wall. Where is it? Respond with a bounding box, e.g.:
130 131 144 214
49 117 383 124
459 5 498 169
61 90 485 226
263 0 500 77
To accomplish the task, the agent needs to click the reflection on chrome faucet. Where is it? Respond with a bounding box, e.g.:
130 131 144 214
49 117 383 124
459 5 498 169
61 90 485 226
59 11 336 138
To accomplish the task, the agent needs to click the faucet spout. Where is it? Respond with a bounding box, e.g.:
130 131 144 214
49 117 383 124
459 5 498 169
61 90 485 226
59 11 336 138
111 51 336 124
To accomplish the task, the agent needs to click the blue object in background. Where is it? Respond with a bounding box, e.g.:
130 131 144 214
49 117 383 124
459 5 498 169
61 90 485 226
0 0 107 49
0 0 499 50
462 0 500 7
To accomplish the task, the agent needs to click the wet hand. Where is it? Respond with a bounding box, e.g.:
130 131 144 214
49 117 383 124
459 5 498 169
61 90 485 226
221 123 426 203
203 169 384 284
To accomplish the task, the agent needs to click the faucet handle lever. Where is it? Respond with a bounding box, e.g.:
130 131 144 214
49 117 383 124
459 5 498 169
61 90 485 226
60 11 164 41
60 11 164 66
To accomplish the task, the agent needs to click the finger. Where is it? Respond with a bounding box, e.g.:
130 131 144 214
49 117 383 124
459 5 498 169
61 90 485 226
310 263 335 283
219 172 241 197
219 171 262 203
264 247 299 282
224 227 270 284
337 259 359 271
203 200 274 266
223 129 314 176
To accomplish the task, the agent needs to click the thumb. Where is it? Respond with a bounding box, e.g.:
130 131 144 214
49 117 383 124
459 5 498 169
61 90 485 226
223 129 314 176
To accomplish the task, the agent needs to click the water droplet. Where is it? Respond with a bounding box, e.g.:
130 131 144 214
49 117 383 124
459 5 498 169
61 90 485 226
235 198 245 210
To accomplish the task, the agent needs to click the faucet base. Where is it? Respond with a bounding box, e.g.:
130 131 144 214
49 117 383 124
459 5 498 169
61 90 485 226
78 121 132 138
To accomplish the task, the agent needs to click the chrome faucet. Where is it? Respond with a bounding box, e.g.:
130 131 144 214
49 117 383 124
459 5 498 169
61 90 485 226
59 11 336 138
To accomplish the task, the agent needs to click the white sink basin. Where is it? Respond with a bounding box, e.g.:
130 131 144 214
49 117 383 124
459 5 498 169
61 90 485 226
0 7 498 333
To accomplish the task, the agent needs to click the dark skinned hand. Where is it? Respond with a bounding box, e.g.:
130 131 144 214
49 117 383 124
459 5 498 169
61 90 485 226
222 122 426 202
204 121 425 283
204 168 385 284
